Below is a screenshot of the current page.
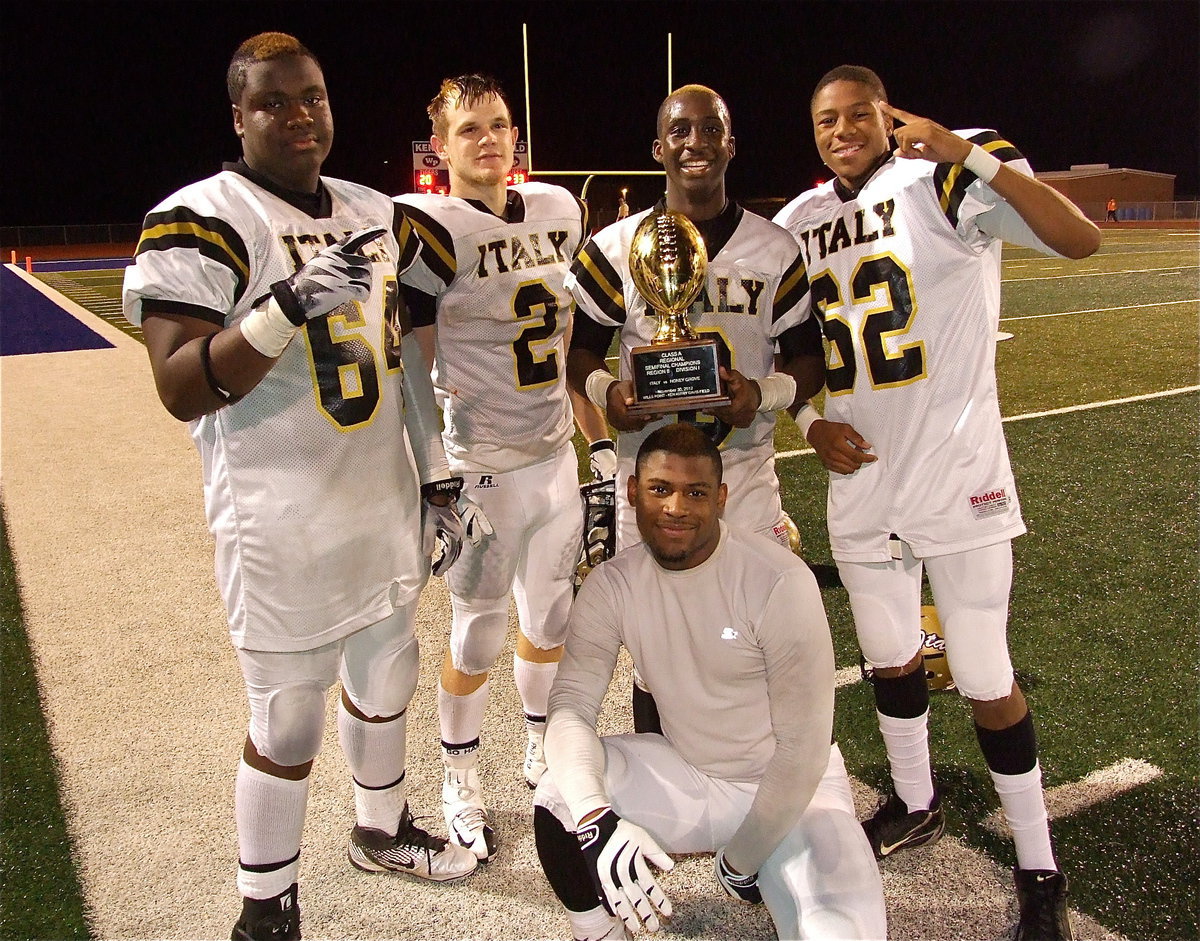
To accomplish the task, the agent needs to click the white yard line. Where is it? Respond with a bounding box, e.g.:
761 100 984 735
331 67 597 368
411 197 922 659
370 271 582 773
999 297 1198 323
1002 264 1196 283
982 758 1164 837
775 386 1199 460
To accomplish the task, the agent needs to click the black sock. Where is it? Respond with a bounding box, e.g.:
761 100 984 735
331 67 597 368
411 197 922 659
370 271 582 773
632 685 663 734
871 663 930 719
975 710 1038 776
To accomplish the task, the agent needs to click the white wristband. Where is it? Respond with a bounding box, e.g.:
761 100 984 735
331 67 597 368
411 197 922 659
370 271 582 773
239 296 300 359
585 369 616 411
755 372 797 412
795 402 822 440
962 144 1003 184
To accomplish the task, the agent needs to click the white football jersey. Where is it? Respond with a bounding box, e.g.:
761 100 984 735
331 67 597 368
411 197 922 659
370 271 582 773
395 183 587 474
122 167 426 652
566 202 812 535
774 131 1057 562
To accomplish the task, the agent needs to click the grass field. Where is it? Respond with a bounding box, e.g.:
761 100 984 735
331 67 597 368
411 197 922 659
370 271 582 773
5 227 1199 940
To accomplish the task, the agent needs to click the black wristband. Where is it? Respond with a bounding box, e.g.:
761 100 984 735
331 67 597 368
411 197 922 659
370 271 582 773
420 476 464 502
199 333 238 405
269 279 307 326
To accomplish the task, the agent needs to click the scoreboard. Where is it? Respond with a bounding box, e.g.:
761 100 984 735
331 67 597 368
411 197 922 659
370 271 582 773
412 141 530 194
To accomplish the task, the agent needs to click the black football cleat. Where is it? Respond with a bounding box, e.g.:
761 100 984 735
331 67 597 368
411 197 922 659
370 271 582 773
231 883 300 941
1013 868 1074 941
862 788 946 859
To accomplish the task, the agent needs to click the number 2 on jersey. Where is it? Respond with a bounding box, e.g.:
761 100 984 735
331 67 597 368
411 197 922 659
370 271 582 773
809 252 926 395
511 279 560 390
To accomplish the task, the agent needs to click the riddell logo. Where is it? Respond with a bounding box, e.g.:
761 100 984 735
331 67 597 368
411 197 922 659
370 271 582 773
969 487 1010 519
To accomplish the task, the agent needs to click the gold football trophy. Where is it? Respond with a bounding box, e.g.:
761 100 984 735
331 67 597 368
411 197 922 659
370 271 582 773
626 210 730 415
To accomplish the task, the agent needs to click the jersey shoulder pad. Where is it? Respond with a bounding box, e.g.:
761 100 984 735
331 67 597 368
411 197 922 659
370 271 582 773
933 129 1026 228
392 193 458 286
134 172 254 305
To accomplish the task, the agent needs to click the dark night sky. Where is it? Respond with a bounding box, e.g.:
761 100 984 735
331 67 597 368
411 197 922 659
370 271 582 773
3 0 1196 226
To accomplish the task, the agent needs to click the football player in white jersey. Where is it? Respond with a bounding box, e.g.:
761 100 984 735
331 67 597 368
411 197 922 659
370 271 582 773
533 423 886 941
121 33 478 941
565 84 825 732
394 75 609 863
774 65 1099 941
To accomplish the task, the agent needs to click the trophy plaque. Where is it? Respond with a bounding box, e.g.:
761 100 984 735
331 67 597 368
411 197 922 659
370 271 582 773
626 210 730 415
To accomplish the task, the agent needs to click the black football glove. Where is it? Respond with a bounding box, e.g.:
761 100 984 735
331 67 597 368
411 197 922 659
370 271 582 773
577 808 673 934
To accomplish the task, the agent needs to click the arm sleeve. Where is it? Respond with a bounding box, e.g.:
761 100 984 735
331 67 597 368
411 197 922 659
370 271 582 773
724 567 835 874
544 569 625 826
399 335 450 485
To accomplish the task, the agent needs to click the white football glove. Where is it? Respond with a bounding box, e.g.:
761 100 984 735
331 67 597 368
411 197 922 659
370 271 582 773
270 226 385 324
577 808 674 934
420 477 494 577
458 493 494 546
588 439 618 483
714 846 762 904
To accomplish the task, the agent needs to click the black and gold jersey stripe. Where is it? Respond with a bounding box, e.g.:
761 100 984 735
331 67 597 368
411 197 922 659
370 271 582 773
933 131 1024 228
772 252 811 325
573 196 589 257
569 240 626 324
391 207 421 275
137 206 251 303
398 202 456 287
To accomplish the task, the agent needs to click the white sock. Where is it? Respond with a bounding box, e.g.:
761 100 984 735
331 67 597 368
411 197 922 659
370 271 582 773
877 709 935 812
567 904 622 941
513 655 558 720
991 763 1058 871
438 678 490 747
337 701 407 835
235 760 308 899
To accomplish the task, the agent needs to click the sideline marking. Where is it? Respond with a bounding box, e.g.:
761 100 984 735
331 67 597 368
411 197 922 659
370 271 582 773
982 758 1164 836
834 666 861 689
775 386 1200 459
1000 298 1198 323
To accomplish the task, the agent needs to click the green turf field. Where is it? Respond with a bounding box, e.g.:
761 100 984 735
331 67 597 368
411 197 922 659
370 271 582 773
11 228 1200 939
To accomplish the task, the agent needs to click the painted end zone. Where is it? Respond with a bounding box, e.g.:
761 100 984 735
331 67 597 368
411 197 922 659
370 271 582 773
1 265 114 355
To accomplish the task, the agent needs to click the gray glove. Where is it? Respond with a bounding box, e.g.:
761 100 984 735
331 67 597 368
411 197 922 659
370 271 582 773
270 226 385 325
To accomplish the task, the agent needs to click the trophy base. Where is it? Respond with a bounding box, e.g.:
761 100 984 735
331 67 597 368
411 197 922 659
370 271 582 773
629 337 729 416
626 392 731 416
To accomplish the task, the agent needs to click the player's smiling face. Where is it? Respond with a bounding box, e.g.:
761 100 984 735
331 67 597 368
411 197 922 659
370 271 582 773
630 451 727 571
233 55 332 193
434 94 518 197
654 91 735 202
811 80 893 191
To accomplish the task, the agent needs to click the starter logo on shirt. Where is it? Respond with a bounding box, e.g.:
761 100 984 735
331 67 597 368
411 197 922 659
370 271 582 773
720 627 739 641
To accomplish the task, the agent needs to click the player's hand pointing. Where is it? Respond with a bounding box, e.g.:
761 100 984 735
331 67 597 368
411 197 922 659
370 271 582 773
881 103 972 165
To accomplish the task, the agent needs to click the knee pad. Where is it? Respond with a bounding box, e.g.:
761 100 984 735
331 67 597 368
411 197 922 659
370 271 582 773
852 593 922 669
449 594 511 675
343 634 419 718
943 618 1014 701
250 682 327 767
838 560 923 669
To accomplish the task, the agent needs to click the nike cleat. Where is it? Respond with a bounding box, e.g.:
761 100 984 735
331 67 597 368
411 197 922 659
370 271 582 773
1013 868 1074 941
862 789 946 859
349 803 478 881
442 762 498 861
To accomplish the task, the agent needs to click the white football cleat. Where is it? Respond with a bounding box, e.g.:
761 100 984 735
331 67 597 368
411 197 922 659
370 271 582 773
524 725 547 789
442 761 497 861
